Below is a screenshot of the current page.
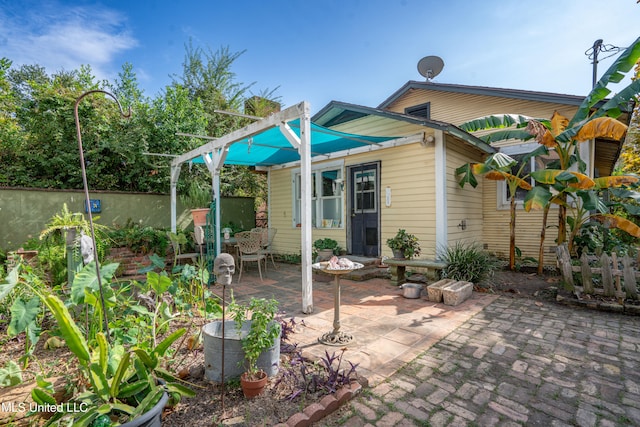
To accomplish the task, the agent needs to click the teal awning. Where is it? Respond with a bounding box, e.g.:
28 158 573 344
190 120 398 167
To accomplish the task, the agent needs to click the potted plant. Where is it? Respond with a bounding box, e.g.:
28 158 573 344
180 181 212 227
230 297 281 398
386 229 421 259
313 238 339 261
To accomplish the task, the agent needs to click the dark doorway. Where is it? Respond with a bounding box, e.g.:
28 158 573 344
348 162 380 257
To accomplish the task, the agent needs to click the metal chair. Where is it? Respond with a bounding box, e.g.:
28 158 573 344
235 231 266 282
168 232 199 267
252 227 278 270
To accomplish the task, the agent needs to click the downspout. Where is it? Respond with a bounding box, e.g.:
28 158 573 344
434 130 447 259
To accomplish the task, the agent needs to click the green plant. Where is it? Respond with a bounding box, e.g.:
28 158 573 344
39 203 110 243
230 297 281 380
29 292 194 426
440 241 498 284
107 221 169 256
180 180 211 209
313 238 339 252
386 229 421 259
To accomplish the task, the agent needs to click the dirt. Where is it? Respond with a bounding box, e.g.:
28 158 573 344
0 269 562 427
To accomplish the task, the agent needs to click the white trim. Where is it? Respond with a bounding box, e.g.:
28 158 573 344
169 101 314 314
291 159 345 229
434 130 447 259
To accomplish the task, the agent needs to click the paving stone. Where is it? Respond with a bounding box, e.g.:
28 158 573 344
375 411 405 427
393 400 429 422
351 401 377 421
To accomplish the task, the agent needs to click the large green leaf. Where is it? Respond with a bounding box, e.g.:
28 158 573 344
523 186 552 212
88 362 110 402
31 387 56 406
0 361 23 386
7 297 40 337
44 294 90 362
0 264 20 302
153 327 186 359
479 129 536 144
146 271 172 295
109 351 131 398
459 114 535 132
71 262 119 305
621 203 640 216
578 190 599 212
569 36 640 127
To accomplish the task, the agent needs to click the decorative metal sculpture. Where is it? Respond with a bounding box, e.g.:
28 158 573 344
74 90 131 340
214 253 235 414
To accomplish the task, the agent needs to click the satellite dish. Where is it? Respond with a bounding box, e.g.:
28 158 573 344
417 56 444 81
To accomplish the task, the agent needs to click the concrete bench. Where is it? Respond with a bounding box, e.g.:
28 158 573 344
384 258 448 286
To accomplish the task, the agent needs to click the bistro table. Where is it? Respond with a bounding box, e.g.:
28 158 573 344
221 237 238 263
312 261 364 345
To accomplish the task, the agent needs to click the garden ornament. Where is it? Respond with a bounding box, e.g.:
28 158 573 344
214 253 235 286
79 229 94 264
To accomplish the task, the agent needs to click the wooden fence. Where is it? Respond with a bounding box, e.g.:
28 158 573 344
557 244 640 302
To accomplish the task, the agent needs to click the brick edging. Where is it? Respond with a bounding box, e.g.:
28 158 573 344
273 380 363 427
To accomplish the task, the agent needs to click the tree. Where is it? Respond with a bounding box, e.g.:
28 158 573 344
456 150 544 270
171 41 280 205
458 36 640 270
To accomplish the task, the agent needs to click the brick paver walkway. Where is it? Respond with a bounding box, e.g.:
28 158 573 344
324 297 640 426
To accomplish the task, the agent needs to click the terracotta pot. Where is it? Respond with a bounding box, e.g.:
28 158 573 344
190 208 209 226
240 371 268 398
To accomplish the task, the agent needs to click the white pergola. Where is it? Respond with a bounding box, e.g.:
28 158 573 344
170 101 315 313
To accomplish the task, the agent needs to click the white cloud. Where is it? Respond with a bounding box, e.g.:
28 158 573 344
0 4 137 82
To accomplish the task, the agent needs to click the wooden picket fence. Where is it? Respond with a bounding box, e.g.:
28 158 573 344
556 244 640 302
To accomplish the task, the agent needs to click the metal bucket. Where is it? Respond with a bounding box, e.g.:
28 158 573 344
202 320 280 383
401 283 423 299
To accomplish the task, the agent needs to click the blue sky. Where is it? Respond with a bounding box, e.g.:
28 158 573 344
1 0 638 114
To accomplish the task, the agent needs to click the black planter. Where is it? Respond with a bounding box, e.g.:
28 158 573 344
120 388 169 427
392 249 406 259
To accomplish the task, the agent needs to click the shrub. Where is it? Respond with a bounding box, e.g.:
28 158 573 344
107 221 169 255
441 241 498 284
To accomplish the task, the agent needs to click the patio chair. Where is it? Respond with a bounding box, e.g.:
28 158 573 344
168 232 199 267
235 231 266 282
252 227 278 270
193 225 205 259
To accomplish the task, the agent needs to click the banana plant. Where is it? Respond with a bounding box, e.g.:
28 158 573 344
458 36 640 269
456 149 545 270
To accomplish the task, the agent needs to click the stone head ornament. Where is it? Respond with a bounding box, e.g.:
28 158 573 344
213 253 235 286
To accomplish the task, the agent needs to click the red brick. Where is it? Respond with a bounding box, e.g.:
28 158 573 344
286 412 311 427
303 403 325 423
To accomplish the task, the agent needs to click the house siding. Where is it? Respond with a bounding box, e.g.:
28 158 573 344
268 142 439 259
386 87 576 266
445 137 485 246
385 89 579 126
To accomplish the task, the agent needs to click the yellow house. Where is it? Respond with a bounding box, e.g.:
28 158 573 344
276 81 628 264
171 82 627 312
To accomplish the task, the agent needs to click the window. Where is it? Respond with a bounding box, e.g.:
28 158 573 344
405 102 431 119
293 164 344 228
354 169 376 212
497 146 559 209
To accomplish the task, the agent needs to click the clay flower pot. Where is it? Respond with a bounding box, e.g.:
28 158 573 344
240 370 268 398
